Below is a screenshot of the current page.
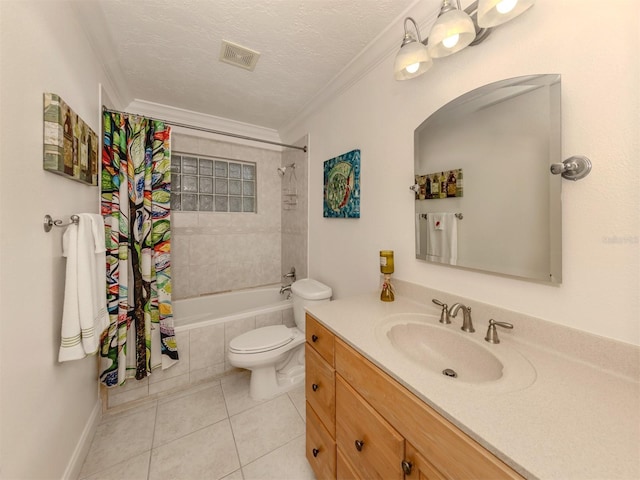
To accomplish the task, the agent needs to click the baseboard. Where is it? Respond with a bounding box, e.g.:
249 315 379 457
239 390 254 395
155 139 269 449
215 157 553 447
62 399 102 480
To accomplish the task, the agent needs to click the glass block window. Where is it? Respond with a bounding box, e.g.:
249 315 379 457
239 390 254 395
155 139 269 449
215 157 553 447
171 153 257 212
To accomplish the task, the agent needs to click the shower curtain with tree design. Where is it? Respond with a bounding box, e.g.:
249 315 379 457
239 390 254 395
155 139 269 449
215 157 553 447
100 111 179 387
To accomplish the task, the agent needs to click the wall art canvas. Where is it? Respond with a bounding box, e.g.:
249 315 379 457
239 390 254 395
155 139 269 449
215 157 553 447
414 168 463 200
323 149 360 218
43 93 98 185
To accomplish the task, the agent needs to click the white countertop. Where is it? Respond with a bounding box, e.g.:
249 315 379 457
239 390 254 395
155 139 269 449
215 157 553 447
306 293 640 480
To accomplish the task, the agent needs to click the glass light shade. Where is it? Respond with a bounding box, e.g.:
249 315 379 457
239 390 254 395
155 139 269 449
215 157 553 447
394 41 433 80
427 9 476 58
477 0 535 28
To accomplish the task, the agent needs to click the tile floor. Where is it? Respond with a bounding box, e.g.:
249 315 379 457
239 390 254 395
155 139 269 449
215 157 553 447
79 372 315 480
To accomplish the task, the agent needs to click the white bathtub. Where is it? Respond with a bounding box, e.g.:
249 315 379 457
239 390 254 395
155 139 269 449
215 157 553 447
173 285 293 332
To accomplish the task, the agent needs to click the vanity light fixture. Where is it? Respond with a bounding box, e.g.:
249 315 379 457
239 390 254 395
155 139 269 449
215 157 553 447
394 18 433 80
427 0 477 58
394 0 535 80
477 0 536 28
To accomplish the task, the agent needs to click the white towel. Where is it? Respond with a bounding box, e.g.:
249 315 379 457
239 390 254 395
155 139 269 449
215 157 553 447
426 213 458 265
59 214 109 362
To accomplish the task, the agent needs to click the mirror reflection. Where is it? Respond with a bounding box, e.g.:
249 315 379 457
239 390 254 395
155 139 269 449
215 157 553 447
414 74 562 283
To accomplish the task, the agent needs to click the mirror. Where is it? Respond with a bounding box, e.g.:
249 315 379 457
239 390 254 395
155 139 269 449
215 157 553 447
414 74 562 283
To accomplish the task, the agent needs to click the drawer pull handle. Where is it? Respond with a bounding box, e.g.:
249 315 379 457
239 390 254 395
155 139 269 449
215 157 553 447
402 460 413 475
311 334 318 342
312 383 319 392
354 439 364 452
312 448 320 457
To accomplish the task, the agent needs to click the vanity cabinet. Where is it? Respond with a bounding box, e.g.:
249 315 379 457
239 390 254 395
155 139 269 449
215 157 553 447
305 314 337 479
305 312 525 480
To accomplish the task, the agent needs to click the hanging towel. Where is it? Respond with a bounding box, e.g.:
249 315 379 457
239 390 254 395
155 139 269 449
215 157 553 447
59 214 109 362
426 213 458 265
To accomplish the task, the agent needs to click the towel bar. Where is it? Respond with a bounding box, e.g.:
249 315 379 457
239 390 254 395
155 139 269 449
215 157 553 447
419 213 463 220
43 214 80 232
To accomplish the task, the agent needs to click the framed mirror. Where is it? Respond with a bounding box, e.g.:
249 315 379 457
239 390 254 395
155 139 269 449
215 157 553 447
414 74 562 283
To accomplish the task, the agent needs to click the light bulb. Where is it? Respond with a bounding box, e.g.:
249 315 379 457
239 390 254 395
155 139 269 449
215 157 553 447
497 0 518 14
442 33 459 49
405 62 420 74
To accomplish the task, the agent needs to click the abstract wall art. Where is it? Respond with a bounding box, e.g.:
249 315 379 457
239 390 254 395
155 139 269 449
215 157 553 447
323 149 360 218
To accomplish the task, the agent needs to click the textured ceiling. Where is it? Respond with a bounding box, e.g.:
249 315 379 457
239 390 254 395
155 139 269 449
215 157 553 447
88 0 419 130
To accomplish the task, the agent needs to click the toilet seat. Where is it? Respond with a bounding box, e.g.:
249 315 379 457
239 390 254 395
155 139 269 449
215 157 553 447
229 325 295 354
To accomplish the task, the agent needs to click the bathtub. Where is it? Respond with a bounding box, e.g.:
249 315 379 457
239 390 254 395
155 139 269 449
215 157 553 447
172 285 293 332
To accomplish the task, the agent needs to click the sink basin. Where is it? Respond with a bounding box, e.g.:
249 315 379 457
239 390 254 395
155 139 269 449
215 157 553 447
387 322 503 382
375 313 536 390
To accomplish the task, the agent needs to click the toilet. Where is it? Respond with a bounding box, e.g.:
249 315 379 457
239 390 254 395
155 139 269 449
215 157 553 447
227 278 332 400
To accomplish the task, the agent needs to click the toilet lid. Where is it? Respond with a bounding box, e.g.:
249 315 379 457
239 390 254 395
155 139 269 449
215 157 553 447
229 325 295 353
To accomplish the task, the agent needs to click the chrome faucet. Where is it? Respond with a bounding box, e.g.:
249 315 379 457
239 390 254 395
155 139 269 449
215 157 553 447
449 303 475 333
432 299 451 324
279 284 291 295
283 266 296 283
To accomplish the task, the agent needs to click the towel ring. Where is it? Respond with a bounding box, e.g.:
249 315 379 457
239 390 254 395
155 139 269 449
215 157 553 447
44 214 80 233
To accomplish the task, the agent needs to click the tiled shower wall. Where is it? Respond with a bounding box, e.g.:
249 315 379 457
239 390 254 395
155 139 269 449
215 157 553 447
171 133 283 299
281 135 309 280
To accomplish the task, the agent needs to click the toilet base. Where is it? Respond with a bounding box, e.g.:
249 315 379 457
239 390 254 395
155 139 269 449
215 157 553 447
247 347 305 401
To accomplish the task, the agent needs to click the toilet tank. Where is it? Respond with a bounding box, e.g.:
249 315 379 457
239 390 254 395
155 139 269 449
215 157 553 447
290 278 332 332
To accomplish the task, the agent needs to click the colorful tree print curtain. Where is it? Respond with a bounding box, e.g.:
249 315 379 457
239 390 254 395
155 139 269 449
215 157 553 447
100 111 178 387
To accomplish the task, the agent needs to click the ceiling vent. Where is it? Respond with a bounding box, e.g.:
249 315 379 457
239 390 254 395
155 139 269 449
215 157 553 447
219 40 260 71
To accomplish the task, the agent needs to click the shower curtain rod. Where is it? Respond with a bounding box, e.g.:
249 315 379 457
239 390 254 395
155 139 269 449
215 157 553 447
102 107 307 152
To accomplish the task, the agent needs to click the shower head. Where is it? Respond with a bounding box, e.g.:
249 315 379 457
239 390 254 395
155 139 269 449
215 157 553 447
277 163 296 176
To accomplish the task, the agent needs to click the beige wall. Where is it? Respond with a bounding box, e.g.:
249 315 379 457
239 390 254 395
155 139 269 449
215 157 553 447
0 2 117 477
282 0 640 345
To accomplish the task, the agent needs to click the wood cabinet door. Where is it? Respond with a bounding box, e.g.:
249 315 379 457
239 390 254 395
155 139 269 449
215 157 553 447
335 338 524 480
336 375 404 480
404 442 447 480
306 402 336 480
306 313 335 366
306 344 336 434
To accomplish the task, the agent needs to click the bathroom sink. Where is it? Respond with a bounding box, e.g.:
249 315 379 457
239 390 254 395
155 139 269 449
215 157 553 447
387 321 503 382
375 313 536 390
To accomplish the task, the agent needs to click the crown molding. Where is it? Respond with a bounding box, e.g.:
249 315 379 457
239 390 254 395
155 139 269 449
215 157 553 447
279 0 439 139
126 99 284 151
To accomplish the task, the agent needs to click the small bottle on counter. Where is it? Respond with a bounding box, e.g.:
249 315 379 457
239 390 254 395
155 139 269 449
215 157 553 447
379 250 395 302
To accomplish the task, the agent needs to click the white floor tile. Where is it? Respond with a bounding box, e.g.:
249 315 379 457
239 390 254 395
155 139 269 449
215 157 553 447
287 386 306 423
81 371 312 480
80 406 156 478
242 434 315 480
149 419 240 480
221 371 268 416
153 383 228 447
230 395 305 466
80 451 150 480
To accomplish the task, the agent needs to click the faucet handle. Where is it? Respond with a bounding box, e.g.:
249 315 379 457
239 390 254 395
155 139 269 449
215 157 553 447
484 319 514 344
432 299 451 324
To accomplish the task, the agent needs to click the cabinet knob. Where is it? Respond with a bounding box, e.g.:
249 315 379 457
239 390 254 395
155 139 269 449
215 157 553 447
312 448 319 458
354 439 364 452
312 383 319 392
402 460 413 475
311 334 318 342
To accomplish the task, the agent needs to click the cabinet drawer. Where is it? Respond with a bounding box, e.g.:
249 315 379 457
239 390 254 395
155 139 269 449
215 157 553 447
335 338 524 480
306 313 335 366
306 402 336 480
306 344 335 434
336 375 404 480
